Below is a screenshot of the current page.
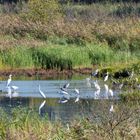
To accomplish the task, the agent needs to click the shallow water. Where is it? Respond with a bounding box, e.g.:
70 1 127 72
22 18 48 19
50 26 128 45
0 75 121 122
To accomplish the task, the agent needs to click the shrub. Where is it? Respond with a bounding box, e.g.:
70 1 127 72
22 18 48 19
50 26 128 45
24 0 62 23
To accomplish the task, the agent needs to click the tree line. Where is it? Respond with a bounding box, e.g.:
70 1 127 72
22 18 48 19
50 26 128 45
1 0 140 4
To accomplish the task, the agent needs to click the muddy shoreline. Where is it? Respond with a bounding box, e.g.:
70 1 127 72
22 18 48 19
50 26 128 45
0 68 92 77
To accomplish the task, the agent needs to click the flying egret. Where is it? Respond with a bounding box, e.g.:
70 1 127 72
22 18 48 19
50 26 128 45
60 82 70 91
104 72 109 82
94 81 100 90
39 85 46 99
39 100 46 115
6 74 12 87
109 105 115 113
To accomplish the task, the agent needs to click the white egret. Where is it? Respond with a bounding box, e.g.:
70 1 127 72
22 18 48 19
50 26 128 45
6 74 12 87
66 123 70 131
94 81 100 90
60 82 70 91
58 99 68 103
104 84 109 93
109 105 115 113
39 85 46 99
39 100 46 115
63 82 70 89
109 89 113 97
11 86 19 91
104 72 109 82
60 90 69 95
104 84 109 99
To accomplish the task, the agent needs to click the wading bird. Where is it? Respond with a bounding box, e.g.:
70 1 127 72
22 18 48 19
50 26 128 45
94 81 100 90
104 84 109 99
39 85 46 99
109 89 113 97
109 105 115 113
6 74 12 87
104 72 109 82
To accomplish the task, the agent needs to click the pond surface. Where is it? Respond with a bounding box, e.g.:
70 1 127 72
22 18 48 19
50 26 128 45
0 75 121 122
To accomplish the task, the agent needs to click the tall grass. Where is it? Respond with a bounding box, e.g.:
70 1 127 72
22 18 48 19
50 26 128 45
0 2 140 70
0 46 34 69
0 43 139 70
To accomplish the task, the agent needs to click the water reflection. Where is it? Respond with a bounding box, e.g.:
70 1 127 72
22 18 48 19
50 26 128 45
0 96 117 122
0 77 123 122
5 86 19 98
39 100 46 115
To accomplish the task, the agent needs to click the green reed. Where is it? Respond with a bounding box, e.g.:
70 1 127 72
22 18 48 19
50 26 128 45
0 42 139 70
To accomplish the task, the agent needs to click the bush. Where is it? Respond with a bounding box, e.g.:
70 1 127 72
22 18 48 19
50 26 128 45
119 91 140 102
24 0 62 23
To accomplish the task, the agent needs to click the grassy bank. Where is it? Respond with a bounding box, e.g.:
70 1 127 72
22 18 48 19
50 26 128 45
0 35 139 71
0 2 140 75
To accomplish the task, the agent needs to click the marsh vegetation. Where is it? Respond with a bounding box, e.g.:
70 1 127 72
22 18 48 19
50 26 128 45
0 0 140 139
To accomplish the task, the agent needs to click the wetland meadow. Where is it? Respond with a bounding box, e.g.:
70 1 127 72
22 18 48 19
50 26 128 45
0 0 140 139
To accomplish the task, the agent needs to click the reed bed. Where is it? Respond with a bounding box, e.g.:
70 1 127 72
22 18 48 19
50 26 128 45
0 43 139 70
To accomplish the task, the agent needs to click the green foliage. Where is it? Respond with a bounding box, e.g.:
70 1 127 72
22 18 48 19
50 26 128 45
26 0 62 23
112 3 140 17
0 46 34 68
0 42 139 70
31 45 91 70
119 91 140 102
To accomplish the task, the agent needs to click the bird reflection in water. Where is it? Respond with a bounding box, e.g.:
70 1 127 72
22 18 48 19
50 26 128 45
39 100 46 115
